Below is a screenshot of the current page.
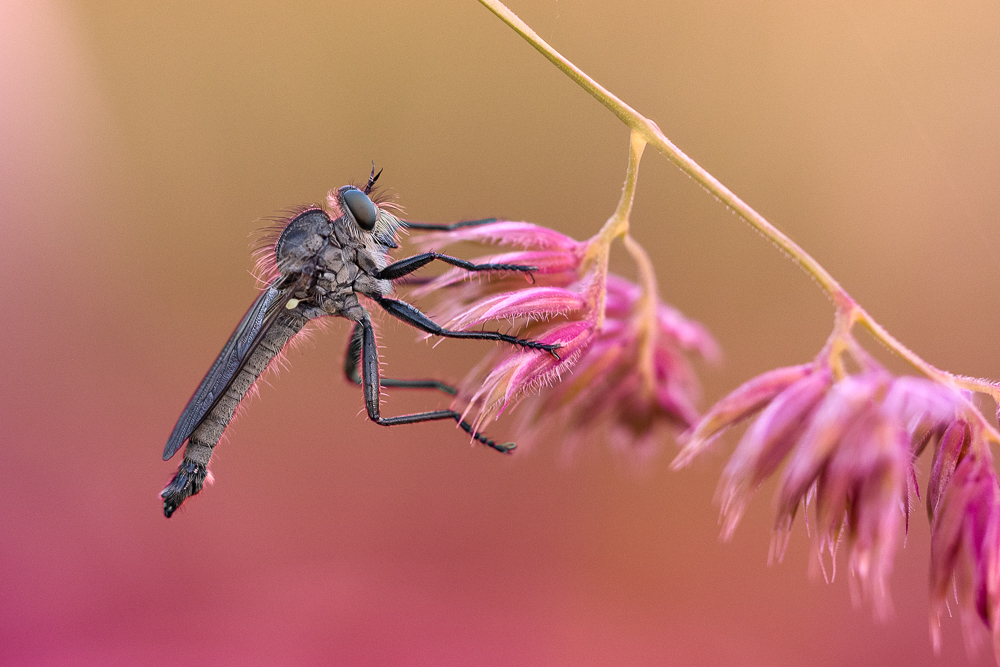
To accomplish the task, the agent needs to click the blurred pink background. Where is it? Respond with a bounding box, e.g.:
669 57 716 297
3 1 1000 664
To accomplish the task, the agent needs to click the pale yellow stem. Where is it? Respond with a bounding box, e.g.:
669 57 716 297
624 234 659 394
478 0 1000 435
479 0 847 303
587 131 647 252
584 132 647 328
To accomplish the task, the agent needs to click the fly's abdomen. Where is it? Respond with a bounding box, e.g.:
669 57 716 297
161 310 308 516
187 310 307 455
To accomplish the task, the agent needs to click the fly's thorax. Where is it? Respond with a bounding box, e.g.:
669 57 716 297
290 242 365 318
314 250 357 293
275 208 332 275
271 185 399 316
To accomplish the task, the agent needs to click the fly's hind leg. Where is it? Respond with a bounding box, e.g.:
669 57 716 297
357 319 514 454
343 323 456 395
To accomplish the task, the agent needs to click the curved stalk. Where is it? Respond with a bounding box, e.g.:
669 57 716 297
479 0 847 303
586 131 647 329
477 0 1000 410
623 234 659 393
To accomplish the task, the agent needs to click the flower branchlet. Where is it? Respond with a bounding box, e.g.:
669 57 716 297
674 314 1000 644
467 0 1000 655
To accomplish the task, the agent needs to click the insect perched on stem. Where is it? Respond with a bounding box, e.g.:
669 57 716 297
160 166 560 517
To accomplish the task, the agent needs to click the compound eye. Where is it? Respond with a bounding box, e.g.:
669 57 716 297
342 187 378 231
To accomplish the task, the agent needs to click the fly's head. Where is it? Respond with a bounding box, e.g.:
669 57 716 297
332 175 402 255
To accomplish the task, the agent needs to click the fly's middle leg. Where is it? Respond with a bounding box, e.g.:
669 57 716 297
376 297 561 358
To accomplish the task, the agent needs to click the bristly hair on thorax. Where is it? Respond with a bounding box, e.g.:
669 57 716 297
250 204 321 286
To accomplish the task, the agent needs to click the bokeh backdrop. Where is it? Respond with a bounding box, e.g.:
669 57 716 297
3 1 1000 665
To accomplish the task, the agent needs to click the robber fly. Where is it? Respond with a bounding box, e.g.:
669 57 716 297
160 167 558 517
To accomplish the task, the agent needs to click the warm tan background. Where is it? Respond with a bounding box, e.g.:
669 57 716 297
3 1 1000 664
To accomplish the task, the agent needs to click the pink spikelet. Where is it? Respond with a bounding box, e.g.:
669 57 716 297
928 423 1000 658
513 277 712 460
672 363 816 468
409 220 718 457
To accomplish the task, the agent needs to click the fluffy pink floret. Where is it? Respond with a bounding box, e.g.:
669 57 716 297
463 320 595 431
442 287 587 331
410 250 583 297
415 221 585 252
503 274 717 457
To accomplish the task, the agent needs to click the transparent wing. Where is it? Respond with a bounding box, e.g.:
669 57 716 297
163 279 295 460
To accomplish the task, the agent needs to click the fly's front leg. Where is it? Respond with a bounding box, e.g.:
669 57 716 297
358 319 514 453
344 323 455 394
375 252 536 282
376 297 561 358
399 217 498 231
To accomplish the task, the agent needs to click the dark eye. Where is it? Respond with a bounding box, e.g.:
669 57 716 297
342 187 378 231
